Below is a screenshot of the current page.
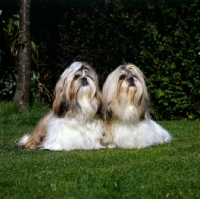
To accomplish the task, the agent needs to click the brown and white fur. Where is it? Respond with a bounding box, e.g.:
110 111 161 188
18 62 104 151
101 63 172 149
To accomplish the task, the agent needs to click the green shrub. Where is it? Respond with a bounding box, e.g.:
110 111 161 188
137 0 200 119
57 0 200 119
1 0 199 119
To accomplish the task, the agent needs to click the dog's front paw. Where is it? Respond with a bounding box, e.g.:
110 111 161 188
100 138 107 146
100 138 115 149
106 143 116 148
25 139 39 150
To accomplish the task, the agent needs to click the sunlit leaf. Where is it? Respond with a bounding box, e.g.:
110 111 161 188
31 41 37 54
12 14 19 18
8 18 13 35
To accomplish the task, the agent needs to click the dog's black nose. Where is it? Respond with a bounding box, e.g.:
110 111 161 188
81 77 88 86
128 77 135 86
129 77 134 82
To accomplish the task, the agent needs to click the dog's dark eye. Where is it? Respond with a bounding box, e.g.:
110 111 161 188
133 75 138 79
74 75 80 80
119 75 126 80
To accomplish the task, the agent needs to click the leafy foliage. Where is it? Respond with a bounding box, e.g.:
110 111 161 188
1 0 199 119
0 73 16 96
0 12 51 103
137 0 200 119
56 0 200 119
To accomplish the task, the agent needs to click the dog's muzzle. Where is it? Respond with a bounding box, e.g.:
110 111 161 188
128 76 135 87
81 77 89 86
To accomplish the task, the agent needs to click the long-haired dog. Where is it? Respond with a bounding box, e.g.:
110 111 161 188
101 63 172 149
18 62 104 151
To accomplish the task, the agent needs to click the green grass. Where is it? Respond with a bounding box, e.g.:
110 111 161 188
0 102 200 199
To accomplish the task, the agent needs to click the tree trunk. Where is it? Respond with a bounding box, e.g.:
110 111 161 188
14 0 31 109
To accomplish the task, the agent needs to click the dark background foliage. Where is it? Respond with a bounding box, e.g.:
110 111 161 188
0 0 200 119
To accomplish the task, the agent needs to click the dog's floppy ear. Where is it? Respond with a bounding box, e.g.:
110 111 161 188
53 97 69 118
131 68 149 120
94 90 103 117
52 80 69 118
134 82 149 120
138 95 149 120
103 102 113 120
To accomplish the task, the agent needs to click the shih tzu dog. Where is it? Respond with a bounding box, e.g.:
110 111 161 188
17 62 104 151
101 63 172 149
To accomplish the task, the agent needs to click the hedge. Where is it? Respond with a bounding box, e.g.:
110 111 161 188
1 0 200 120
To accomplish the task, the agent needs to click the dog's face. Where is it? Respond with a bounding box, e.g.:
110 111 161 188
102 64 149 122
53 62 101 118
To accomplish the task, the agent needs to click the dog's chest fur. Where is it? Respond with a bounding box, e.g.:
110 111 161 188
41 116 104 151
108 119 170 149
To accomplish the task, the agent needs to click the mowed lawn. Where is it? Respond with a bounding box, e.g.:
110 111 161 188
0 102 200 199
